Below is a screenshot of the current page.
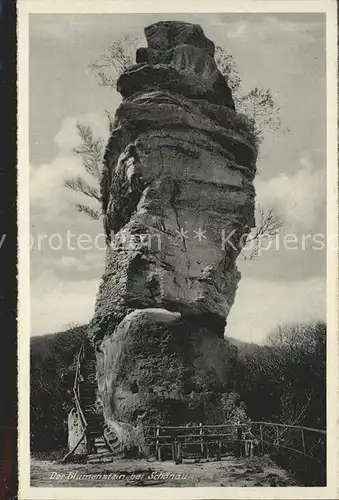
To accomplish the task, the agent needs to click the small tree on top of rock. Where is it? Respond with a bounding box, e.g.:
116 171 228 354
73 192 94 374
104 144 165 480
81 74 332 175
215 46 286 146
89 36 143 88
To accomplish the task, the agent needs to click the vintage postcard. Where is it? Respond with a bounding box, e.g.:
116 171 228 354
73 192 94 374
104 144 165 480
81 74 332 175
17 0 338 498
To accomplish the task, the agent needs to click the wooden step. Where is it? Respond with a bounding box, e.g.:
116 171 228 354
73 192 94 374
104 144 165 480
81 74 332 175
96 446 112 455
94 442 109 449
95 444 109 451
96 449 112 456
88 422 103 428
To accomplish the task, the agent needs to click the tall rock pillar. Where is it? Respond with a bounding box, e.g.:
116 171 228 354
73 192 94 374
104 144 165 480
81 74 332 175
89 21 257 451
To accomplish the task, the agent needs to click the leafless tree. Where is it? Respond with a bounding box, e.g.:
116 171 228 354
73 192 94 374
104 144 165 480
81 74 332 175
240 206 284 260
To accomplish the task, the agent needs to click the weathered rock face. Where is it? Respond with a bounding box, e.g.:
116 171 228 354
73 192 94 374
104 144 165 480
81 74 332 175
89 21 257 451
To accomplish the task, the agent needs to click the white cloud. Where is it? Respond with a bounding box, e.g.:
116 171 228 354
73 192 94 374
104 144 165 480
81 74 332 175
54 113 109 152
30 113 109 218
30 154 85 216
31 270 100 336
255 152 325 231
227 275 326 344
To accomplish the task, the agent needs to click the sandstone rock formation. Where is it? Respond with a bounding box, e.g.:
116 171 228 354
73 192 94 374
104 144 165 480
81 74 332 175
89 21 257 453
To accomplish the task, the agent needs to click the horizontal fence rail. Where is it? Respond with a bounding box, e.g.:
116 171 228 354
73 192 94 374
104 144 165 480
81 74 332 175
144 422 326 464
251 422 326 464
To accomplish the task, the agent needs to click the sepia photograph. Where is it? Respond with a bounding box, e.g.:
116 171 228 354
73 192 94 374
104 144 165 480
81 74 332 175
17 1 338 498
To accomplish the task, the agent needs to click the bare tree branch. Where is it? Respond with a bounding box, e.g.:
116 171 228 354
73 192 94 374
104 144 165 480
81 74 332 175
75 204 102 220
65 176 101 202
240 205 283 260
65 120 107 220
73 122 104 180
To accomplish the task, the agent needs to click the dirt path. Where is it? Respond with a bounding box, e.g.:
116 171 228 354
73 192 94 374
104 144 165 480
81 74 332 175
31 455 298 487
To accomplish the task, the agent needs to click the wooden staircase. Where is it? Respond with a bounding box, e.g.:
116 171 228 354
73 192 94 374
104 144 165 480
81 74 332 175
63 340 123 463
87 424 124 464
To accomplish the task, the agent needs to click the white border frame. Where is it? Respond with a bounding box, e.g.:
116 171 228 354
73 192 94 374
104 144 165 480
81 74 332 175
18 1 338 498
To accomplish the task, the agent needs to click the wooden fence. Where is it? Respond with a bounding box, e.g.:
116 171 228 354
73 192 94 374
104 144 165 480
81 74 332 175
145 422 326 464
251 421 326 464
145 423 253 463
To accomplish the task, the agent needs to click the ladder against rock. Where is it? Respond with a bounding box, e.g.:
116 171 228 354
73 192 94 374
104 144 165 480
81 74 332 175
64 342 123 464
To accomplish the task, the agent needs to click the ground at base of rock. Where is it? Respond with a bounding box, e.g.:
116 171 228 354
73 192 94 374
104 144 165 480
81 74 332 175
30 455 298 487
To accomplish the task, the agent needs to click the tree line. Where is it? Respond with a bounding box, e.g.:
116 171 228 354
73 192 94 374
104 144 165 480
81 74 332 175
236 322 326 430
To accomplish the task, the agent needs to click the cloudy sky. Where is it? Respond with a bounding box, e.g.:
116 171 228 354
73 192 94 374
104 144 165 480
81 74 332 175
29 13 326 342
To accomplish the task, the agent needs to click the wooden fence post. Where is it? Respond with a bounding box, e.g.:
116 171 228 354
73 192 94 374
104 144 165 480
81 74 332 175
175 441 182 464
236 426 242 457
260 424 264 454
199 422 204 456
216 440 222 461
301 428 306 455
155 425 160 461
